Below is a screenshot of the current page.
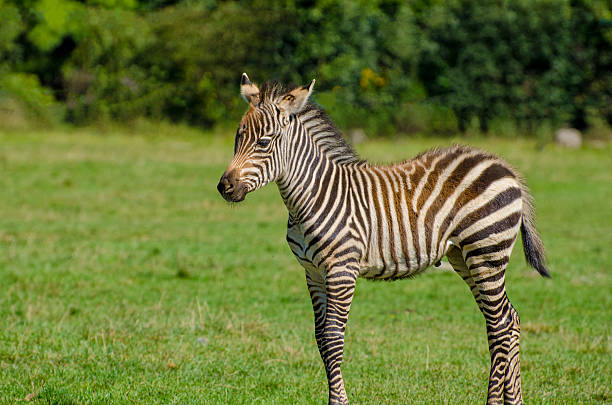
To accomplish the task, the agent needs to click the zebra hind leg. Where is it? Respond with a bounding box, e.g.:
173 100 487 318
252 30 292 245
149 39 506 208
447 244 522 404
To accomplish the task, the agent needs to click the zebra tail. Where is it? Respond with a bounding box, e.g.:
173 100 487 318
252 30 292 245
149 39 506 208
519 182 551 278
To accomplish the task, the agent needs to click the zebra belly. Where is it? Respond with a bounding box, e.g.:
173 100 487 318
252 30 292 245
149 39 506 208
359 239 455 280
358 258 426 280
286 216 449 280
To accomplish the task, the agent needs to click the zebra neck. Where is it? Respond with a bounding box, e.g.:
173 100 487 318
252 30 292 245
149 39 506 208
296 105 364 166
276 125 348 224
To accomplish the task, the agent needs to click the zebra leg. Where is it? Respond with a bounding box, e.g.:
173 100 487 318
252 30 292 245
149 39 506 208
447 245 482 306
318 263 358 405
305 269 327 364
503 301 522 404
447 245 522 404
465 253 522 405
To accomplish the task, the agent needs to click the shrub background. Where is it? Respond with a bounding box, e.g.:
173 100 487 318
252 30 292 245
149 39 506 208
0 0 611 135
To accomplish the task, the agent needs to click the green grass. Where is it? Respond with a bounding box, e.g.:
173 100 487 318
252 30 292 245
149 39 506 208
0 129 610 404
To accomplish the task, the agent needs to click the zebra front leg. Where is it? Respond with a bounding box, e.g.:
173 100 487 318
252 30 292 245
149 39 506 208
319 263 358 405
306 270 327 361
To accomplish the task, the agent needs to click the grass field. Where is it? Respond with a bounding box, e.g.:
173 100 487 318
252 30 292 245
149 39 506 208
0 128 610 404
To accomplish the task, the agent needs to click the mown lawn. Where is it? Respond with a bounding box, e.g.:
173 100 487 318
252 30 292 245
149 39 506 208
0 129 610 404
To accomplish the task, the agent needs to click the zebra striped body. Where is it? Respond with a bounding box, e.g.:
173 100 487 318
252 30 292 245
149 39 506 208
285 145 525 280
218 75 550 405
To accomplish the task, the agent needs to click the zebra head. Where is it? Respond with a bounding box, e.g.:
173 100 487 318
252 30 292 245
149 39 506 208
217 73 315 202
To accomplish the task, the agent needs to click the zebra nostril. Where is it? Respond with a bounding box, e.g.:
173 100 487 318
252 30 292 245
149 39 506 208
217 181 225 194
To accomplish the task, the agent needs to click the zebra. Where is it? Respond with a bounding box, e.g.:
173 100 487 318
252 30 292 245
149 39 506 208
217 74 550 405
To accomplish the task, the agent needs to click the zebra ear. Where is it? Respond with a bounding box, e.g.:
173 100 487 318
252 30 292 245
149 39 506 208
278 79 315 114
241 73 260 105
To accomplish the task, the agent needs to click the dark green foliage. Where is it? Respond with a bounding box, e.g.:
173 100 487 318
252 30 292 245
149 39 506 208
0 0 610 134
416 0 612 133
63 8 156 123
140 3 296 126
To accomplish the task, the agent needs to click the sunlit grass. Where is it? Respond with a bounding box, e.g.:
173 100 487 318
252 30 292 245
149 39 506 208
0 129 610 404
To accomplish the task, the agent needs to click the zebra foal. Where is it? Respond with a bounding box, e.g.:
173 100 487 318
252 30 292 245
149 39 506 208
217 74 550 405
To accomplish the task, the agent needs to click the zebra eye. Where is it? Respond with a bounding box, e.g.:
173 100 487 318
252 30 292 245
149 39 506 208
256 137 271 148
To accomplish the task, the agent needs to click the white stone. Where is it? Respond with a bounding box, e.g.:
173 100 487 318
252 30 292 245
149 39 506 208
555 128 582 149
347 128 367 144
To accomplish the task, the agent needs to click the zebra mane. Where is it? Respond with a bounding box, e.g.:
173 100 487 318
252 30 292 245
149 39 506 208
258 81 287 104
259 81 364 165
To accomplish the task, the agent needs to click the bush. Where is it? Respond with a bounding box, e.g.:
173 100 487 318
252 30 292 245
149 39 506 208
415 0 612 134
0 71 64 128
62 7 156 123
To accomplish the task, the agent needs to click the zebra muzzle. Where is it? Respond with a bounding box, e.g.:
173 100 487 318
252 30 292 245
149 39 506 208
217 171 247 202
